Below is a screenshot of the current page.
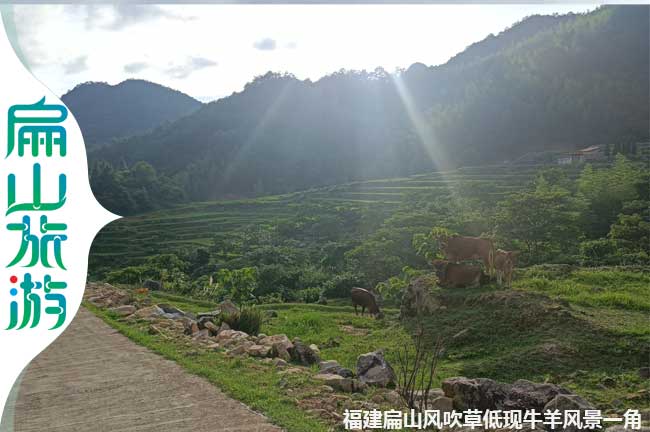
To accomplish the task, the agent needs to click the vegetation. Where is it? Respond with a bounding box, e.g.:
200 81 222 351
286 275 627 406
82 6 648 215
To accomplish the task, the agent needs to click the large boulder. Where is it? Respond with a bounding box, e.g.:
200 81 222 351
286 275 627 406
217 329 249 347
356 350 396 387
442 377 510 410
246 344 272 358
291 339 321 366
505 379 572 411
400 275 438 318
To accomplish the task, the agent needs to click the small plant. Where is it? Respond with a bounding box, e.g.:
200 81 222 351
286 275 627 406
395 325 445 412
220 307 263 335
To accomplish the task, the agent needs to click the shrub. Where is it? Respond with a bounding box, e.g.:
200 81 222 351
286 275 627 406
296 287 321 303
321 271 364 298
220 307 263 335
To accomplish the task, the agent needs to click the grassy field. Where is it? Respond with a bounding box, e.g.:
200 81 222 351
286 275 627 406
90 163 587 271
90 265 650 432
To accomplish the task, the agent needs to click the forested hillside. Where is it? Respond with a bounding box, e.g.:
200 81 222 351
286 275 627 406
63 79 202 148
87 6 649 215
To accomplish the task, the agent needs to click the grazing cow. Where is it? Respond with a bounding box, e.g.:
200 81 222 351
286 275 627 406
351 287 383 318
431 259 483 288
441 235 495 275
494 249 518 287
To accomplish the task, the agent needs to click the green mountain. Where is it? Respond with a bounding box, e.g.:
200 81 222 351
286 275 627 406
63 79 202 148
88 6 649 215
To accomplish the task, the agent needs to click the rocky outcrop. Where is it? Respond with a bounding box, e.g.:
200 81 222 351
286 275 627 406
400 275 438 318
442 376 589 414
319 360 354 378
291 339 321 366
356 350 396 387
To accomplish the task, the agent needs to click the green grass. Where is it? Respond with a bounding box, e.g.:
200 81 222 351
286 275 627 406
86 302 330 432
93 266 650 420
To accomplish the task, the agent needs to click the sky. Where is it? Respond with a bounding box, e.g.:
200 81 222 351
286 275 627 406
11 4 599 102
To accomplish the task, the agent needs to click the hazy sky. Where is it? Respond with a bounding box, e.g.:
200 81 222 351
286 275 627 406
11 4 598 101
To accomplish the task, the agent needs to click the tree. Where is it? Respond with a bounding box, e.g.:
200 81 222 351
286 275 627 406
216 267 259 305
496 179 584 264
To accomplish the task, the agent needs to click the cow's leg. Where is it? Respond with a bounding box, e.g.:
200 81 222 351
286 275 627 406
354 305 358 315
362 306 366 316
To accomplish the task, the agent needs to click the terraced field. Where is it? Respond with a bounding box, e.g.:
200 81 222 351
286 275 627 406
90 163 586 271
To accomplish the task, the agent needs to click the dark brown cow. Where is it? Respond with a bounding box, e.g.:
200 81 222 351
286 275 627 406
441 235 495 275
351 287 383 318
494 249 518 287
432 259 483 288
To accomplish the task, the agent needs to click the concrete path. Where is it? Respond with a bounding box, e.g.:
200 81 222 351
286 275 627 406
9 308 282 432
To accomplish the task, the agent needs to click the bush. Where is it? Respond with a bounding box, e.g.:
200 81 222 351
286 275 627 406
220 307 263 335
321 271 364 298
296 287 321 303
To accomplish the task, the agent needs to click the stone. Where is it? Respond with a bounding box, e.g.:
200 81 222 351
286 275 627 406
291 340 321 366
319 360 354 378
192 329 210 340
156 303 186 319
271 343 291 362
110 305 136 316
442 377 510 411
309 344 321 356
504 379 572 411
228 341 255 356
356 350 396 387
196 310 220 320
246 344 271 357
273 358 289 368
129 305 164 320
543 394 595 432
217 329 249 343
203 321 219 335
197 315 215 329
639 367 650 380
219 300 239 315
313 373 366 393
400 275 438 318
427 396 454 412
217 322 231 335
259 334 293 352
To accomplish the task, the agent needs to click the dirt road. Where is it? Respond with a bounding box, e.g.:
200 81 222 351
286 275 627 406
7 308 282 432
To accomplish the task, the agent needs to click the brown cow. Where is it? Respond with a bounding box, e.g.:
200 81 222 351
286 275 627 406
431 259 483 288
351 287 383 318
441 235 495 275
494 249 518 287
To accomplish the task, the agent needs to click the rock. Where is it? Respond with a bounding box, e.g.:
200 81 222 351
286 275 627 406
385 390 402 406
271 343 291 362
320 385 335 393
259 334 293 352
217 330 249 347
273 358 289 368
309 344 321 356
110 305 136 316
219 300 239 315
228 341 255 356
217 322 230 335
129 305 164 320
197 316 215 329
291 340 321 366
192 329 210 340
442 377 510 411
428 396 454 412
400 275 438 318
197 310 220 320
356 350 396 387
246 344 271 357
203 321 219 335
156 303 186 319
143 279 162 291
639 367 650 379
257 333 267 340
543 394 595 432
504 379 572 411
319 360 353 378
313 373 366 393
